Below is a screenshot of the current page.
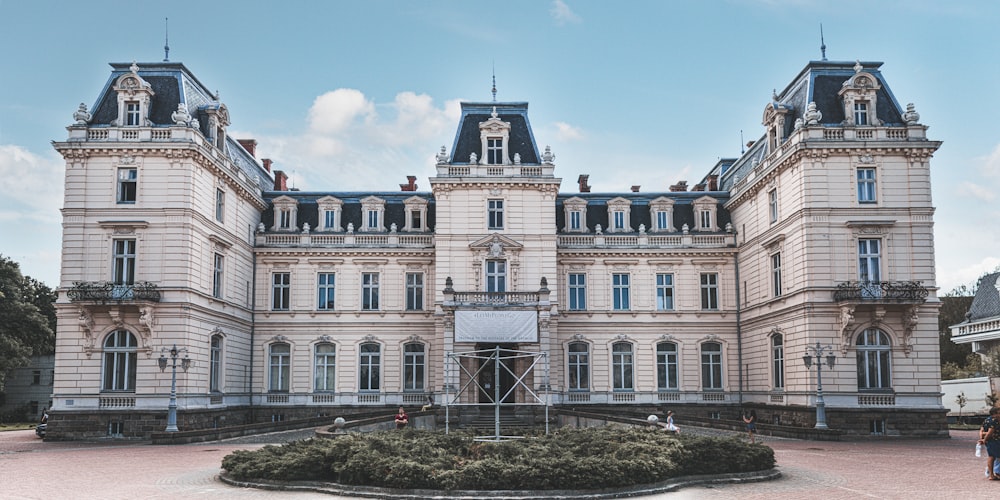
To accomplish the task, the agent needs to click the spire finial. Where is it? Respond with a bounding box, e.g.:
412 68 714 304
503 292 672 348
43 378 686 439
163 17 170 62
820 23 827 61
491 61 497 102
740 130 745 154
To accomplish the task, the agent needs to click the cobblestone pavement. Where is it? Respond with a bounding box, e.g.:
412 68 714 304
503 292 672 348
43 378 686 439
1 427 997 499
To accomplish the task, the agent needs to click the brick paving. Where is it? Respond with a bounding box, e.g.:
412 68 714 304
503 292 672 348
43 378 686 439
1 427 996 499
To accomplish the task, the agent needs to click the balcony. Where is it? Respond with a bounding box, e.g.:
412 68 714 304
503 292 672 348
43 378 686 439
833 281 928 303
557 232 735 249
256 232 434 248
67 281 161 303
450 291 541 305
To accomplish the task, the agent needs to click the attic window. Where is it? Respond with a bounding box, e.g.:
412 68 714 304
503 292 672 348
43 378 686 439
125 102 141 126
854 102 869 126
487 137 503 164
562 197 588 233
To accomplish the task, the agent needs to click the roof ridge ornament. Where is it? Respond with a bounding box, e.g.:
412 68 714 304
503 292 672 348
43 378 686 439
820 24 827 61
130 61 139 74
854 60 863 73
491 106 498 119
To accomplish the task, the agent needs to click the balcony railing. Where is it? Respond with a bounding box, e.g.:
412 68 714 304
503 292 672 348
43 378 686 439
833 281 928 303
67 281 161 303
451 292 541 305
557 233 734 248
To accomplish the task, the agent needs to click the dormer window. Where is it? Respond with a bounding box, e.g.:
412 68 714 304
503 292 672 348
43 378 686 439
403 196 428 232
479 107 511 165
112 63 154 128
125 102 141 126
360 196 386 232
317 196 343 231
692 196 718 232
487 137 503 164
271 195 298 232
562 197 588 233
649 197 675 232
854 102 869 126
606 197 632 233
839 64 882 127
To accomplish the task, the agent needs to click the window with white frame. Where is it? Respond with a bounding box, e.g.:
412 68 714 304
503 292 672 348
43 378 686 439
568 273 586 311
656 211 669 231
361 272 380 310
324 210 338 229
487 137 503 164
488 199 504 230
700 342 723 390
768 189 778 223
771 252 782 298
611 342 634 391
117 168 137 204
656 342 679 390
656 273 674 310
314 343 336 392
279 210 292 230
112 239 136 285
693 196 718 231
405 272 424 311
317 196 343 231
101 330 137 392
854 101 869 126
858 239 882 299
857 329 892 390
606 197 632 232
567 342 590 391
366 210 379 230
215 188 225 223
360 196 385 232
569 211 582 231
857 168 877 203
317 273 335 310
612 273 630 311
486 260 506 293
271 272 290 311
358 342 380 391
649 197 675 232
771 333 784 390
700 273 719 310
612 211 626 231
213 253 224 299
268 343 290 392
403 343 425 391
125 101 141 126
700 210 712 230
210 334 223 392
271 197 299 232
562 197 588 233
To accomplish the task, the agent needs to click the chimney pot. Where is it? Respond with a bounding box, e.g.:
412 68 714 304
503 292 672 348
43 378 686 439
631 185 640 192
273 170 288 191
237 139 257 157
262 158 272 172
577 174 591 193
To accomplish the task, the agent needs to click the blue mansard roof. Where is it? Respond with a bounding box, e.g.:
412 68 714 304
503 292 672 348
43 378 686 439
450 102 541 165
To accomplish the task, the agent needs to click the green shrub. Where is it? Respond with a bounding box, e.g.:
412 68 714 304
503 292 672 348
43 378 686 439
222 426 775 491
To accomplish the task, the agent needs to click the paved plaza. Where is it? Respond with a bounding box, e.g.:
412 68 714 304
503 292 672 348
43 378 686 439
1 427 997 499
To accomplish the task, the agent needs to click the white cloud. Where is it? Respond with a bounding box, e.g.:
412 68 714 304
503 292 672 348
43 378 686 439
553 122 584 141
307 89 375 134
550 0 582 25
958 181 996 202
979 143 1000 178
939 256 1000 294
0 145 63 222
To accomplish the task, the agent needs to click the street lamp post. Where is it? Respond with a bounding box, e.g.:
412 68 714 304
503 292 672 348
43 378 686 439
158 344 191 432
802 341 836 430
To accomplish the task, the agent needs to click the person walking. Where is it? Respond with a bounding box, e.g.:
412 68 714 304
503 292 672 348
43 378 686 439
664 410 679 434
980 406 1000 480
743 410 758 444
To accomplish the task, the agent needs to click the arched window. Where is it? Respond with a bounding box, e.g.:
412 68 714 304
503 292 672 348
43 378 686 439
359 342 381 391
314 343 336 392
403 343 425 391
701 342 723 390
102 330 137 392
857 328 892 390
656 342 678 390
611 342 634 391
210 335 223 392
567 342 590 391
771 334 784 390
268 343 290 392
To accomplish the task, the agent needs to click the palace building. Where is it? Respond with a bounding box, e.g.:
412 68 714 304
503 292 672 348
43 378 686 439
48 58 945 439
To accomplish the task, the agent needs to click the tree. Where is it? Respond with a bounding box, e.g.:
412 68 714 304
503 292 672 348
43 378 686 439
938 282 978 379
0 255 56 391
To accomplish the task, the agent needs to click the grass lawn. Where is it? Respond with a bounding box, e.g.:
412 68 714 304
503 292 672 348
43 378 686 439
0 422 37 432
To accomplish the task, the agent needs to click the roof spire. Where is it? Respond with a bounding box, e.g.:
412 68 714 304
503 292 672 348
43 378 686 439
740 130 745 154
820 23 827 61
163 17 170 62
491 61 497 102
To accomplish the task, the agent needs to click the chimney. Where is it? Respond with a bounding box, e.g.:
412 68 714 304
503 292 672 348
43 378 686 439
707 175 718 191
262 158 272 173
237 139 257 157
669 180 688 192
631 185 640 193
577 174 591 193
400 175 418 192
273 170 288 191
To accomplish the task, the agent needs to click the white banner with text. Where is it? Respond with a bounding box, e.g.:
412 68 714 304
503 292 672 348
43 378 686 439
454 310 538 343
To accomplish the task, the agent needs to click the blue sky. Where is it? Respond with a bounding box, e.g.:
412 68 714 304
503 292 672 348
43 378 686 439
1 0 997 293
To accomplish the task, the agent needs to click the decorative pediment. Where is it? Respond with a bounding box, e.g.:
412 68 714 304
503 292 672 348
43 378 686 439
113 63 153 96
470 233 523 257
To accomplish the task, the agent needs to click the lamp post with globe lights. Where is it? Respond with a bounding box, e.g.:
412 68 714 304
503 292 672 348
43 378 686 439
158 344 191 432
802 341 836 430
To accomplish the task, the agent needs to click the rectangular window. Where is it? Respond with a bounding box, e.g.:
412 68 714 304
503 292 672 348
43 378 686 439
117 168 137 204
125 101 140 126
366 210 379 230
858 239 882 298
112 239 136 285
215 188 225 222
656 211 669 231
700 273 719 310
409 210 422 230
405 272 424 311
700 210 712 230
279 210 291 229
488 199 504 230
359 343 380 391
487 137 503 164
612 343 634 391
403 343 425 391
212 253 224 299
857 168 877 203
317 273 336 310
772 335 785 389
656 343 678 390
568 273 586 311
612 273 630 310
854 102 869 125
567 342 589 391
210 336 222 392
268 343 290 392
324 210 337 229
656 273 674 310
314 344 336 392
32 370 41 385
771 252 782 298
271 272 290 311
569 211 581 231
701 342 723 390
362 272 380 310
486 260 506 293
768 189 778 223
612 211 625 231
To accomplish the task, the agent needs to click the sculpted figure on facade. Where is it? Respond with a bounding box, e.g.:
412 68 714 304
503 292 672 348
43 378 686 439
838 305 856 353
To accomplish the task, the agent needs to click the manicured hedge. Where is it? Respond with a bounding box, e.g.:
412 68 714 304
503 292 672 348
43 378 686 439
222 426 774 491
